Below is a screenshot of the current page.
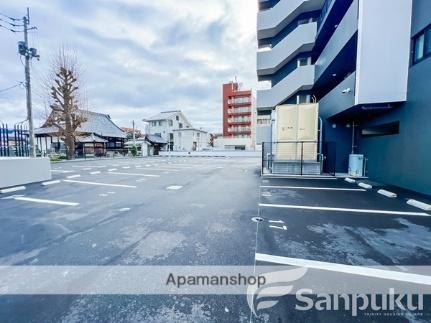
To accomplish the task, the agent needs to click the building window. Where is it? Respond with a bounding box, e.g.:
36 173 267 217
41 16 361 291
176 116 179 121
297 57 311 67
179 123 183 129
361 121 400 137
413 24 431 64
169 120 173 126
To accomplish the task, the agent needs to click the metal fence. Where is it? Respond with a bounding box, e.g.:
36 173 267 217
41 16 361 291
262 141 327 176
0 123 30 157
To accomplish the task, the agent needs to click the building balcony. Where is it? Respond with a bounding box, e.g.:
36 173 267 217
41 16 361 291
257 22 317 76
315 0 358 82
257 65 315 110
228 121 251 126
318 72 355 119
257 0 324 39
227 109 251 115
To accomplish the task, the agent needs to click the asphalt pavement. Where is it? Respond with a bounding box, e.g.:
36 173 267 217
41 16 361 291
0 157 430 322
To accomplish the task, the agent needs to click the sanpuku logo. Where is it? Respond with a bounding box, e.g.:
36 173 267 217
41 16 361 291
247 268 424 317
246 267 308 316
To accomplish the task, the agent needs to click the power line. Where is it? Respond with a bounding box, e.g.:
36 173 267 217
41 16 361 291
0 82 24 94
0 12 20 21
0 23 20 33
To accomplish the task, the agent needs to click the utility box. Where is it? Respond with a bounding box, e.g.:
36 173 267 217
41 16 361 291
348 154 364 177
275 103 318 161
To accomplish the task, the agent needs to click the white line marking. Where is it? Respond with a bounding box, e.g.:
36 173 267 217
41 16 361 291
377 189 397 198
67 175 81 179
90 171 101 175
63 180 137 188
118 208 130 212
108 168 117 172
51 170 74 174
269 220 285 224
358 182 372 189
72 165 106 168
108 172 160 178
259 203 429 216
122 166 130 169
136 179 146 182
269 225 287 231
407 199 431 211
260 186 365 192
166 186 183 190
42 180 61 186
14 197 79 206
255 253 431 285
345 178 356 183
0 186 26 194
1 194 25 200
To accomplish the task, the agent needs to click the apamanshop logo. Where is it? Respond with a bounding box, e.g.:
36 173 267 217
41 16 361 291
247 267 308 316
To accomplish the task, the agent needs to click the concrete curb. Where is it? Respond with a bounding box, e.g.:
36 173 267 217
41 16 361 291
377 189 397 198
345 178 356 183
358 183 372 189
407 199 431 211
0 186 26 194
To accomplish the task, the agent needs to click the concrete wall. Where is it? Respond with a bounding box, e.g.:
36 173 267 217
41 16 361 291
357 0 431 195
355 0 412 105
0 157 51 189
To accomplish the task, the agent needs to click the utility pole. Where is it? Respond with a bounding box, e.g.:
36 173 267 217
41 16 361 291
23 9 35 157
0 8 39 157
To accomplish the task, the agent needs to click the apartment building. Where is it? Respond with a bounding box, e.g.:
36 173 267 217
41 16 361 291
256 0 431 194
222 82 253 138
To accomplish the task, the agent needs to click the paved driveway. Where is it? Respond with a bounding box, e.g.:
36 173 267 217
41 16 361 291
0 157 430 322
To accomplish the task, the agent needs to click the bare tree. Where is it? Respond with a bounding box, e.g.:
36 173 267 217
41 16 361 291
43 47 87 159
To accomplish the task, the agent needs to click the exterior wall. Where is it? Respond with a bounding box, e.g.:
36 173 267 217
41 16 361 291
356 0 431 195
147 112 192 149
222 82 253 138
355 0 412 105
173 130 209 151
214 137 253 150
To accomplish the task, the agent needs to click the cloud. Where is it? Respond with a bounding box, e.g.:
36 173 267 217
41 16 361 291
0 0 257 132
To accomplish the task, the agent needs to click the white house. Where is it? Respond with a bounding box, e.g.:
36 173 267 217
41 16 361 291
143 110 209 151
173 128 209 151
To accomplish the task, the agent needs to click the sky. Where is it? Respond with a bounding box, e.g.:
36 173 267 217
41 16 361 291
0 0 258 133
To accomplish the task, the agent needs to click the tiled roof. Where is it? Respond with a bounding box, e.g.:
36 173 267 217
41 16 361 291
76 134 108 143
145 134 167 144
35 110 127 139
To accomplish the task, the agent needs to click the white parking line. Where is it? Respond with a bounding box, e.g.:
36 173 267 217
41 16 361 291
90 171 101 175
51 170 74 174
0 186 26 194
107 172 160 178
13 196 79 206
63 180 137 188
67 175 81 179
259 203 429 216
260 186 366 192
255 253 431 285
166 186 183 190
42 180 61 186
108 168 117 172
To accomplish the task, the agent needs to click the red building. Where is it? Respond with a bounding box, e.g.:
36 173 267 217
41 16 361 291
222 82 252 137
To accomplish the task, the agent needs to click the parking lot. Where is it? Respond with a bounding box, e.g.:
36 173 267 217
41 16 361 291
1 156 430 322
